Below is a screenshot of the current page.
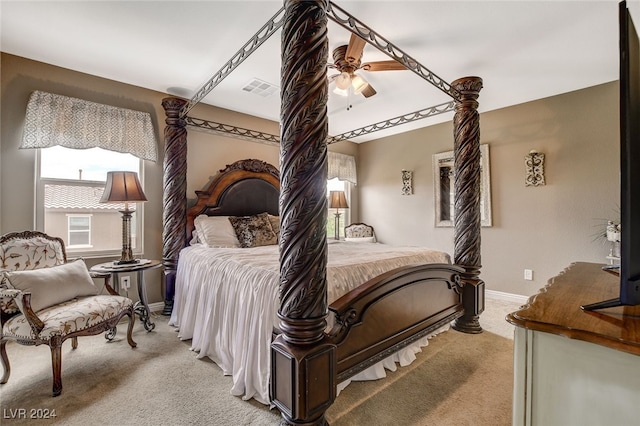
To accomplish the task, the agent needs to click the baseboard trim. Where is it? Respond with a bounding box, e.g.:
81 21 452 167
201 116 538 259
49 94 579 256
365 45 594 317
486 289 529 305
149 302 165 313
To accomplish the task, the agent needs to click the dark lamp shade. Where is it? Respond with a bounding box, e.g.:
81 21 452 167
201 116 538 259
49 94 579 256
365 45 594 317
100 171 147 203
329 191 349 209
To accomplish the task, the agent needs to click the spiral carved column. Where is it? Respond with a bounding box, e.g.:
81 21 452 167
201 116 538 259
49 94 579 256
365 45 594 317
270 1 334 424
161 97 188 316
450 77 485 334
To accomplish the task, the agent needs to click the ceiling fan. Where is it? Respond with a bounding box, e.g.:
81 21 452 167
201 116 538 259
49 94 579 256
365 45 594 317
328 34 408 99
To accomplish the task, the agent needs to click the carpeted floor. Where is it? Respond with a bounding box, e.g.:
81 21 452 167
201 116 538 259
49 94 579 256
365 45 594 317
326 329 514 426
0 296 522 425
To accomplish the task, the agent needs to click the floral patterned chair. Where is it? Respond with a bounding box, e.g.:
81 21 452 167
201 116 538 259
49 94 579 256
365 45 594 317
344 222 377 242
0 231 136 396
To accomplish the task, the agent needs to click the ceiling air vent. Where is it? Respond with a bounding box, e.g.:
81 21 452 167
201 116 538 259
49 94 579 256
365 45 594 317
242 78 279 97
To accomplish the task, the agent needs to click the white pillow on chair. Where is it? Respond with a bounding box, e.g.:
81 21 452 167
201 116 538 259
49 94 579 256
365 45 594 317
3 258 98 312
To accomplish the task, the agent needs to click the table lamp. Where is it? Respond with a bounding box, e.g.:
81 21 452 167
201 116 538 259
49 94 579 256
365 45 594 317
329 190 349 240
100 171 147 264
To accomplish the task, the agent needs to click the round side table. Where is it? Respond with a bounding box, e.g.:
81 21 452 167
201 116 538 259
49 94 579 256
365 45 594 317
91 259 162 331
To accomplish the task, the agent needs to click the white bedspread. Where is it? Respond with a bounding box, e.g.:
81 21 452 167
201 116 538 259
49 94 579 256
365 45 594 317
169 241 450 404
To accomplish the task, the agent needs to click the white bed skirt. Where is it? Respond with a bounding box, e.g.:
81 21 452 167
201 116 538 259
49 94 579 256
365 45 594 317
336 325 449 394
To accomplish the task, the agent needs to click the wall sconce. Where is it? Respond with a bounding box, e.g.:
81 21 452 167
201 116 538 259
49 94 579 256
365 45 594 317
525 150 545 187
401 170 413 195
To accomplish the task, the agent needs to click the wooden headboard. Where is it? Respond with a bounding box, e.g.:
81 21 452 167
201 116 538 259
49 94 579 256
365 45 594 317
185 159 280 245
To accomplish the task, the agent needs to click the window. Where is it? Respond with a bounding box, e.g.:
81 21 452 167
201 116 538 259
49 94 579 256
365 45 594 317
67 215 92 247
36 146 143 258
326 178 350 239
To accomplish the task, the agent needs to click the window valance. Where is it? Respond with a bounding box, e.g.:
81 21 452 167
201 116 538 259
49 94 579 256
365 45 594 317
21 91 158 162
328 152 357 185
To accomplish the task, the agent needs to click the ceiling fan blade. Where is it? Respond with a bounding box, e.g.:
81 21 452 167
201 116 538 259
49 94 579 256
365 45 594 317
360 84 377 98
361 61 407 72
345 33 366 65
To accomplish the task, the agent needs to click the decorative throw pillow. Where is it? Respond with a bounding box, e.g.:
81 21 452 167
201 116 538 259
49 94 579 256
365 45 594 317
193 215 241 248
228 212 278 248
345 237 376 243
3 258 99 312
189 229 200 246
268 214 280 240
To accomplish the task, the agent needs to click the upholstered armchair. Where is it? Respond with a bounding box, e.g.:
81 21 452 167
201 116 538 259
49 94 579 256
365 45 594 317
0 231 137 396
344 222 376 242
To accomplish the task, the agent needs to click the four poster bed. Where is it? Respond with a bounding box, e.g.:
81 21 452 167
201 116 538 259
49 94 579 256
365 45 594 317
161 2 484 425
168 158 463 405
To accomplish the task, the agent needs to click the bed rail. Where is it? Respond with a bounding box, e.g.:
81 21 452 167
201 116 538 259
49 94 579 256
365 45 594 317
326 263 464 382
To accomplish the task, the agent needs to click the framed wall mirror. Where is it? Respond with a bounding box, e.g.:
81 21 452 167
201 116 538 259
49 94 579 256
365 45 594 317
433 143 492 227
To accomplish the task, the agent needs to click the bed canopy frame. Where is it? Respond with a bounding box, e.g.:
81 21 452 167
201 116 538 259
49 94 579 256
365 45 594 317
161 1 483 424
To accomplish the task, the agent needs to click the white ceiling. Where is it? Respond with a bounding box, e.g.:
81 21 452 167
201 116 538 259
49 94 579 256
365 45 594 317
2 1 639 143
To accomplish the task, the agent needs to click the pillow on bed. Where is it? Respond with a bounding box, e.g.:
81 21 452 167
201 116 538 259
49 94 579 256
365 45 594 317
3 258 98 312
193 215 241 248
268 214 280 240
189 229 200 246
345 236 376 243
229 212 278 248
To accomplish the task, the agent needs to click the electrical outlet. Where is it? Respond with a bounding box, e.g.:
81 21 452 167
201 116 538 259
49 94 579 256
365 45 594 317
120 275 131 290
524 269 533 281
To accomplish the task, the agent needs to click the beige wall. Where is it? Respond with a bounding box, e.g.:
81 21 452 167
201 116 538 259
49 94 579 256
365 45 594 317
358 82 619 296
1 53 358 304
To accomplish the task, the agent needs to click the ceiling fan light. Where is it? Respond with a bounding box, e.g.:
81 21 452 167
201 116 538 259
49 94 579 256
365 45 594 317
335 72 352 90
333 86 349 97
351 74 369 94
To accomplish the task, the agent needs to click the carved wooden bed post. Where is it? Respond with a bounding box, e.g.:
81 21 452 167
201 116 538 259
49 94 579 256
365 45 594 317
271 1 335 425
450 77 485 334
161 97 188 316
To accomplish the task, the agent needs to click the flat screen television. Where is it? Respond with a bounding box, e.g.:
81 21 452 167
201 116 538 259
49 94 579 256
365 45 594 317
583 0 640 310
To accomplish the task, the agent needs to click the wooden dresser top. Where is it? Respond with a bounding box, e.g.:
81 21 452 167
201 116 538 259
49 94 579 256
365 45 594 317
506 262 640 356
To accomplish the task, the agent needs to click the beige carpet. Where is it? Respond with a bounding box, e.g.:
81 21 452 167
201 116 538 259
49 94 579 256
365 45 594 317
326 330 513 425
1 301 517 426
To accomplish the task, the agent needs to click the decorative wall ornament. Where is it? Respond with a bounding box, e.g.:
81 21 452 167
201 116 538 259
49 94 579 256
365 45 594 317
401 170 413 195
525 150 545 186
433 143 492 227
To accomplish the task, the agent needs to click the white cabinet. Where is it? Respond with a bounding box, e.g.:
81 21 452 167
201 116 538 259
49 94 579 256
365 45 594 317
512 328 640 426
507 262 640 426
